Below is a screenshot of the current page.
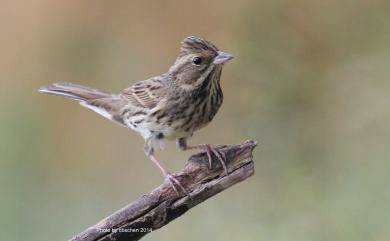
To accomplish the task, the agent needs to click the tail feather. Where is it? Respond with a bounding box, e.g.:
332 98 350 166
38 82 110 101
39 82 126 122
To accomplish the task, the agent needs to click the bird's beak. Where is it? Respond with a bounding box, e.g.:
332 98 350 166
213 51 233 65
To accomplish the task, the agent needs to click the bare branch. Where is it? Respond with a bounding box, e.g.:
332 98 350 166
70 140 257 241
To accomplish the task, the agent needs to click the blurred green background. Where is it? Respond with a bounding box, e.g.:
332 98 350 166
1 0 390 240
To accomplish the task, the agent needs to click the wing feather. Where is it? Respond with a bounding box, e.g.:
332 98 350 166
120 77 165 109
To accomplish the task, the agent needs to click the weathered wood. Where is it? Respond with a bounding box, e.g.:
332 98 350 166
70 140 257 241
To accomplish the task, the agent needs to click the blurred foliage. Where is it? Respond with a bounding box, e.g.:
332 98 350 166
1 0 390 240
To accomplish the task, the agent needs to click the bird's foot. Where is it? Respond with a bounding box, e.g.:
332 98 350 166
147 153 187 195
195 144 229 176
165 173 187 195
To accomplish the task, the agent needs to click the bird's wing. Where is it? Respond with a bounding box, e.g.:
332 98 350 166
120 77 166 109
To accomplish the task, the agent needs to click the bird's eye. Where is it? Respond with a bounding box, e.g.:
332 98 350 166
192 56 202 66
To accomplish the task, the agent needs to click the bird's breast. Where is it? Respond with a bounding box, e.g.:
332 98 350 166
143 84 223 139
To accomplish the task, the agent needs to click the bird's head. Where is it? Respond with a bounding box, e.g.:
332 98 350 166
169 36 233 87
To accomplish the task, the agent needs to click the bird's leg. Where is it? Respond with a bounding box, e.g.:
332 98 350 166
145 143 186 195
177 138 229 176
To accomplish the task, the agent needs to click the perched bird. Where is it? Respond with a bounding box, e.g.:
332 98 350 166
39 36 233 193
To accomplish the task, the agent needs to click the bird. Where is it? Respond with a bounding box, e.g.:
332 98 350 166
39 36 233 194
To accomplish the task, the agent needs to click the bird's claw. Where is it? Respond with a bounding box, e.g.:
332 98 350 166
165 173 187 195
202 144 229 176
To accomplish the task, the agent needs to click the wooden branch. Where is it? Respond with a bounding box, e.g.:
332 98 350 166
70 140 257 241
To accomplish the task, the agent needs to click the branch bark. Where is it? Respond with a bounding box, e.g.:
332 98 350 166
70 140 257 241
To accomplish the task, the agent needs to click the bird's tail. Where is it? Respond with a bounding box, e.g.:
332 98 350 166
39 82 125 121
38 82 110 101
